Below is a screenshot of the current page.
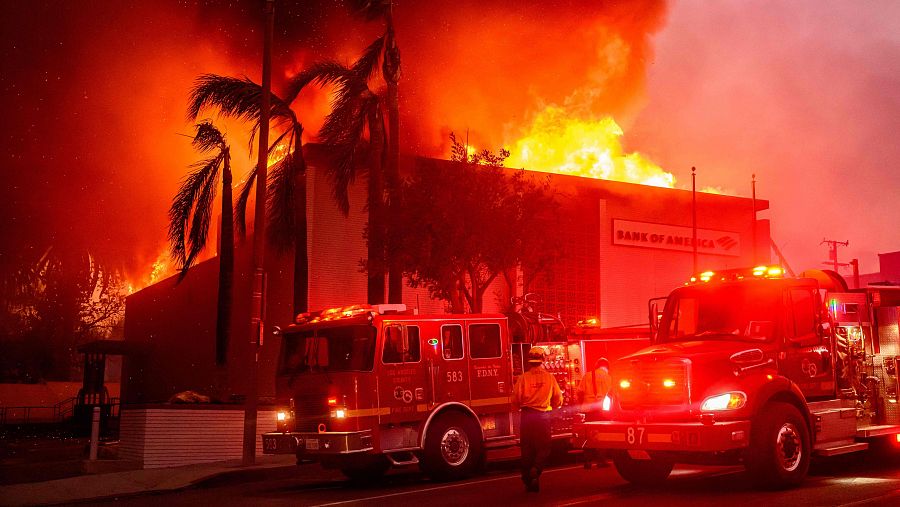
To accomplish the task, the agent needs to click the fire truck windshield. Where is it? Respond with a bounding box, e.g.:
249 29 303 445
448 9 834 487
279 325 377 374
658 284 780 343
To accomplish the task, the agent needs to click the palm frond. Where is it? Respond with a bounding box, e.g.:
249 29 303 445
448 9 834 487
187 74 294 125
283 61 351 105
352 35 386 84
192 120 225 153
234 167 258 239
168 155 222 274
321 93 377 215
183 161 220 277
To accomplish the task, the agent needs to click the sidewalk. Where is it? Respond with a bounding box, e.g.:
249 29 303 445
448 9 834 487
0 455 296 507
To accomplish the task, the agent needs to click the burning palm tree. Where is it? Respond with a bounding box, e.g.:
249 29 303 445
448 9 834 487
187 75 309 316
168 120 235 365
283 42 389 304
348 0 403 304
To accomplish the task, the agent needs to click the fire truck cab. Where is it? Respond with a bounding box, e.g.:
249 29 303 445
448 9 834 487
574 266 900 489
262 303 576 481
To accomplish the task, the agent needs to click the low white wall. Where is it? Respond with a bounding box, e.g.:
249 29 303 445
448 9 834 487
119 406 277 468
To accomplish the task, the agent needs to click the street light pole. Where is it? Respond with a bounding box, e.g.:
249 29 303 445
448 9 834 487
692 167 698 273
243 0 274 467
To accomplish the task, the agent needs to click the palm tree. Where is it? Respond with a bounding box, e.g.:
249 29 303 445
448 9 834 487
168 121 234 365
187 75 308 316
283 40 389 305
348 0 403 304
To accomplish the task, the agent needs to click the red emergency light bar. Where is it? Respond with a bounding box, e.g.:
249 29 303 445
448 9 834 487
295 304 408 325
687 265 784 285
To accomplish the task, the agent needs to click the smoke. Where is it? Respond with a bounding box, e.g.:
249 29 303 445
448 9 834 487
627 0 900 273
2 0 668 281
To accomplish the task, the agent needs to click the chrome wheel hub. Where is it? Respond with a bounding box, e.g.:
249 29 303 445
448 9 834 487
776 422 802 472
440 427 469 466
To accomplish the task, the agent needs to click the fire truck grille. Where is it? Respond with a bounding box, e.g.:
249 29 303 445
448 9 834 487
292 394 329 431
617 360 690 410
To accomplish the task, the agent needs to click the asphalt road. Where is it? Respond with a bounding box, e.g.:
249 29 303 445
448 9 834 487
98 447 900 506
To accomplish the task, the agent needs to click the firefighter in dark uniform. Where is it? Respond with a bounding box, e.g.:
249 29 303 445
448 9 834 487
512 347 563 493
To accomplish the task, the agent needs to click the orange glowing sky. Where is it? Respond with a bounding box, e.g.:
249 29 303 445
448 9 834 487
2 0 899 283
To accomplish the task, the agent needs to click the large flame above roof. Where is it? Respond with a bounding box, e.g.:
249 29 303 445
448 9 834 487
505 106 675 188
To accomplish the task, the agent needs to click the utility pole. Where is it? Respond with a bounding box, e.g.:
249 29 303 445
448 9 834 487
692 167 698 273
821 238 849 273
243 0 275 467
751 174 757 265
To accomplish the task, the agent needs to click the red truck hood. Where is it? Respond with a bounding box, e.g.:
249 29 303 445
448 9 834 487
618 339 772 368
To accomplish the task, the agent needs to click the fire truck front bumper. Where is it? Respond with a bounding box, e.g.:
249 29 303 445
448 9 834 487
573 419 751 453
262 430 374 456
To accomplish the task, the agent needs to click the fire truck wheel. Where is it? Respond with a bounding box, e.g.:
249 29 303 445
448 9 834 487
421 412 484 481
611 452 673 486
745 401 810 489
340 456 391 482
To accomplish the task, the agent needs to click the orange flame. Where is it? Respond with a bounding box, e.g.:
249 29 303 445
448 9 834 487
505 106 675 188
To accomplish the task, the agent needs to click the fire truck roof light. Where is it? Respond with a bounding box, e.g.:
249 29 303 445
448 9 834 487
327 397 338 406
295 304 409 324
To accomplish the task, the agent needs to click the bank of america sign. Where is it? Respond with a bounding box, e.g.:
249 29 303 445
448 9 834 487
612 219 741 257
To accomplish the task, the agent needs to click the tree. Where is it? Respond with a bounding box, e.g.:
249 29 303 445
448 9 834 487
168 121 235 365
392 135 562 313
288 44 390 305
0 247 126 381
348 0 403 304
187 75 309 316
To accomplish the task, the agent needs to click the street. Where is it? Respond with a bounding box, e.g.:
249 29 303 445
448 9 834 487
98 447 900 506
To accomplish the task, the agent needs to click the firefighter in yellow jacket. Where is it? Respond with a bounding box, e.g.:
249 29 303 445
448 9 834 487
578 357 612 467
512 347 563 493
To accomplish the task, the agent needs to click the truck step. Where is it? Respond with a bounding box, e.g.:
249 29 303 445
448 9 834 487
856 424 900 438
814 442 869 457
386 451 419 466
484 437 518 449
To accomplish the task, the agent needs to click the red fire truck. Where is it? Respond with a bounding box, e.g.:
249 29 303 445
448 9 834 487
574 265 900 489
261 301 647 481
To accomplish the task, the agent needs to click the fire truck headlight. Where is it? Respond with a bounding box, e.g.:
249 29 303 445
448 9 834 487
334 408 347 419
601 395 611 411
701 392 747 411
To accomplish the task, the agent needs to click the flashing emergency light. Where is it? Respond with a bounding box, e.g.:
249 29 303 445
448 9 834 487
619 379 631 389
662 379 676 388
295 304 408 324
334 408 346 419
327 397 338 406
689 265 786 285
577 317 600 328
277 411 288 421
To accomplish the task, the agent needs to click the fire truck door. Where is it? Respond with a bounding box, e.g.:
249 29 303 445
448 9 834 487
782 288 835 398
467 322 512 437
426 323 471 406
378 323 429 425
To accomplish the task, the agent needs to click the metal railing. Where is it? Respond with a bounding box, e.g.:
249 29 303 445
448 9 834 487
0 396 120 425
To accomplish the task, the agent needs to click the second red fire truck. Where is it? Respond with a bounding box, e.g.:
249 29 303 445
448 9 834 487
574 265 900 488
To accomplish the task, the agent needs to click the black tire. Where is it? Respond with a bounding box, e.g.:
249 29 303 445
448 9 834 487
612 452 673 486
340 456 391 483
420 412 484 481
745 401 810 489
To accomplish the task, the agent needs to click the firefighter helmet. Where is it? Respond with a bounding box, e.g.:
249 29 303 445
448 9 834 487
527 347 545 364
594 357 609 369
